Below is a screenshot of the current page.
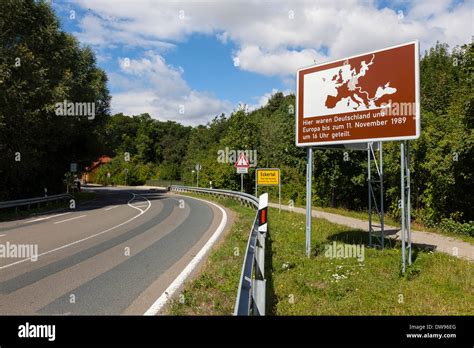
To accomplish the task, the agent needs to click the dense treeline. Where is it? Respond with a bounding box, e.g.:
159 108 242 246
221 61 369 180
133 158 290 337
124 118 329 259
93 113 191 185
0 0 110 200
0 1 471 234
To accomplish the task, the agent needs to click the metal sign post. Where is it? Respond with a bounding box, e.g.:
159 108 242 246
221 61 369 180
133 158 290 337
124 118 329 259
195 163 202 187
400 141 412 273
305 148 313 257
380 141 385 249
235 153 250 193
406 141 411 265
279 179 281 212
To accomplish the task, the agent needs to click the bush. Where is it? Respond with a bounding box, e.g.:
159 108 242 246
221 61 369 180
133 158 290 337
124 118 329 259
438 218 474 237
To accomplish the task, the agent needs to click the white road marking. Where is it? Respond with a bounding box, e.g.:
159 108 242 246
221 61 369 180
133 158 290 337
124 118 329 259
144 195 228 315
53 215 87 224
127 195 151 214
23 212 71 224
0 192 151 270
0 234 6 237
104 205 119 211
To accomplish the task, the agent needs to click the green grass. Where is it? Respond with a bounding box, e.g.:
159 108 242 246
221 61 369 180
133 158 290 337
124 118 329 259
270 208 474 315
269 198 474 244
0 191 96 222
167 192 473 316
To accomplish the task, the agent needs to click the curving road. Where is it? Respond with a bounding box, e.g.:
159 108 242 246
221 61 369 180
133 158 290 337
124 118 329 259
0 186 227 315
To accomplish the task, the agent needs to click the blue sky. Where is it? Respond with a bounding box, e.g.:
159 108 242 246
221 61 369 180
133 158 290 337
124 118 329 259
51 0 472 125
164 34 285 104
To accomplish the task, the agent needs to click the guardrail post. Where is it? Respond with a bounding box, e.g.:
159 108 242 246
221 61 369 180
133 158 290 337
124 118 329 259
252 193 268 315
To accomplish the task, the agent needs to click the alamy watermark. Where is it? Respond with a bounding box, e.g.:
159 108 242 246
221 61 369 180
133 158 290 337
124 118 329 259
55 100 95 120
18 322 55 342
0 242 38 261
324 241 364 262
217 147 257 166
380 99 418 117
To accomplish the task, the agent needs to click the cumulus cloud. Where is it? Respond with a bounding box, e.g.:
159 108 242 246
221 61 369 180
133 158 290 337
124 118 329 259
233 46 326 76
111 53 232 125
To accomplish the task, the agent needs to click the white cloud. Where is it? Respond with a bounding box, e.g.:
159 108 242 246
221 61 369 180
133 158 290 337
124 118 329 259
233 46 326 76
74 13 176 51
110 53 231 125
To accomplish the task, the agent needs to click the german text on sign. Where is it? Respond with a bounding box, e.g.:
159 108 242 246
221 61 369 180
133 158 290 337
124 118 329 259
256 169 280 186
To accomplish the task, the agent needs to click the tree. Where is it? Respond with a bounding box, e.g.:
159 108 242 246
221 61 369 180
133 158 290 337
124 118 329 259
0 0 110 199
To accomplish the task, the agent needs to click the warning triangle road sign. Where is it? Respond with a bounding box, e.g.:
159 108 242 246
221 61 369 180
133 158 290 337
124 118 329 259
234 152 250 168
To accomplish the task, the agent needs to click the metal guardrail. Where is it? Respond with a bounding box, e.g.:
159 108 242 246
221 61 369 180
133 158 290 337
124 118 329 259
0 193 72 210
146 179 185 188
170 185 267 316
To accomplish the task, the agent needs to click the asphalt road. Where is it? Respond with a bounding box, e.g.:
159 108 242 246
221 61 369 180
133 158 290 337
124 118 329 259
0 186 227 315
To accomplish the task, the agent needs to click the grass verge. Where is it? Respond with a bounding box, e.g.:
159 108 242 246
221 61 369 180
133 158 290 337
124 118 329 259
166 193 473 315
270 207 473 315
270 199 474 244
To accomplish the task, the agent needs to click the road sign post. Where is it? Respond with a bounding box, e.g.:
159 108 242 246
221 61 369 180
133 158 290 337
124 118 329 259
306 148 313 257
234 153 250 193
195 164 202 187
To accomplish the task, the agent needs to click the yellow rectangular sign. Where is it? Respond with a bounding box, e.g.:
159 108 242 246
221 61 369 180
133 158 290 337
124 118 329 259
257 169 280 186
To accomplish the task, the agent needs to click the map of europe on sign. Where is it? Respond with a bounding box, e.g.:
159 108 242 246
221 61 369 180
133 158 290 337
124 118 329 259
303 54 397 117
296 41 420 146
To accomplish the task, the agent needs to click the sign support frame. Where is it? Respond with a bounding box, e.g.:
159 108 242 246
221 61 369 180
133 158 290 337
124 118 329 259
368 141 385 249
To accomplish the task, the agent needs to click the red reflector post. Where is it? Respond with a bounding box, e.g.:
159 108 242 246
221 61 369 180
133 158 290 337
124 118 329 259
259 208 267 225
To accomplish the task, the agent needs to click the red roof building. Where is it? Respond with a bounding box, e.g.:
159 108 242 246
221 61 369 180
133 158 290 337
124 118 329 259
81 155 112 183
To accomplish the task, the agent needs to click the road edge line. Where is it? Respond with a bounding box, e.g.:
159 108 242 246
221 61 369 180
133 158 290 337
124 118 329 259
143 195 228 315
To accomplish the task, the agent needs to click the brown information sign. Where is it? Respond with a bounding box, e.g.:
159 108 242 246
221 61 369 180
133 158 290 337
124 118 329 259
296 41 420 146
